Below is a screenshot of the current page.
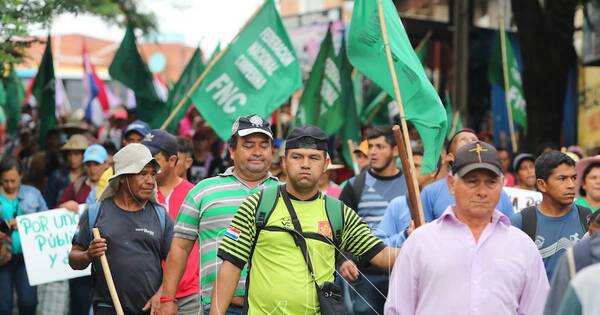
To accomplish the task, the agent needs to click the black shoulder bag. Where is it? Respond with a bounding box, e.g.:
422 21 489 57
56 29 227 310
279 186 346 315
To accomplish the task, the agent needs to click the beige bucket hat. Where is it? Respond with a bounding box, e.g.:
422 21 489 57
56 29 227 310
61 134 89 151
99 143 160 202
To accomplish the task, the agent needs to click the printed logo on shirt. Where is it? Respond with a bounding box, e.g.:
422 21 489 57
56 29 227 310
225 226 241 241
280 216 293 229
318 221 332 239
135 228 155 236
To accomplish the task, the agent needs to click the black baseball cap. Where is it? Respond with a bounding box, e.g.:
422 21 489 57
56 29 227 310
285 125 328 151
231 115 273 139
453 141 502 177
143 129 178 157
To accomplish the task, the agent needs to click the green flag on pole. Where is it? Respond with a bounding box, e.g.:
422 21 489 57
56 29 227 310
32 35 56 146
338 36 362 169
488 31 527 132
190 0 301 140
2 67 24 136
347 0 447 174
109 23 167 129
295 27 344 134
164 48 205 133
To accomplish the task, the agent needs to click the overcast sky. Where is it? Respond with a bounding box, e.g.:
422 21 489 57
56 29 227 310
34 0 264 55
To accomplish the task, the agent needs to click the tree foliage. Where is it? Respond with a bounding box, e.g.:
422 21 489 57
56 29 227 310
0 0 157 65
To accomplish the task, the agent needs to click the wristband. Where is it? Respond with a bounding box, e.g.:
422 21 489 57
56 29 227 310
159 297 177 303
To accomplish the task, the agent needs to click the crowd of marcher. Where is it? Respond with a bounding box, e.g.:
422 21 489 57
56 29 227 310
0 105 599 315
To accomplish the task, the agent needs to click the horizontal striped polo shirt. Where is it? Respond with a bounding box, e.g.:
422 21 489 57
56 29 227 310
173 167 278 306
218 191 385 314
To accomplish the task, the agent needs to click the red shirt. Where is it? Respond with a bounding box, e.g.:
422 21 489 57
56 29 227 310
157 179 198 298
58 177 91 205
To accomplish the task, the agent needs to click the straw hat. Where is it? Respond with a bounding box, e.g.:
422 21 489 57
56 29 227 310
99 143 160 202
61 134 89 151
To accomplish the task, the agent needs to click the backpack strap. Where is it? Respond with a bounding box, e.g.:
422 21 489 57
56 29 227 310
348 169 368 211
151 203 167 234
324 195 344 248
520 206 538 241
575 205 592 232
255 185 280 229
87 202 101 241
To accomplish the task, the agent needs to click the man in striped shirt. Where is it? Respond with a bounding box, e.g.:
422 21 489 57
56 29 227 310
158 115 278 315
210 126 399 315
338 125 408 315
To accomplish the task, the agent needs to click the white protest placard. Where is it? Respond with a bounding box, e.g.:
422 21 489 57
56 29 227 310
16 206 90 286
503 187 543 213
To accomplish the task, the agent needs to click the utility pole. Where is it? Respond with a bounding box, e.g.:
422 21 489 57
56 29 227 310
452 0 470 127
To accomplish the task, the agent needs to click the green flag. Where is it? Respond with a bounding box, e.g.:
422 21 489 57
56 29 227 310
208 42 221 64
164 48 205 133
2 67 24 136
191 0 301 140
360 89 389 125
295 27 344 134
32 35 56 146
109 24 167 128
488 31 527 132
443 92 462 140
338 36 362 169
415 38 429 66
347 0 447 174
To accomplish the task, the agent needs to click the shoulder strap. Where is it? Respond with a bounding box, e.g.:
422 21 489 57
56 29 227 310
255 184 280 228
575 205 591 231
350 170 368 210
151 203 167 234
520 206 538 241
324 196 343 247
279 186 319 287
87 202 101 241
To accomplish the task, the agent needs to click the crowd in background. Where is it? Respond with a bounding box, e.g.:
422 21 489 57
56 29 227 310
0 100 599 315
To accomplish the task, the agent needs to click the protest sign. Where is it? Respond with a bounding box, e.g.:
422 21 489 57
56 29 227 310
16 206 90 286
503 187 542 213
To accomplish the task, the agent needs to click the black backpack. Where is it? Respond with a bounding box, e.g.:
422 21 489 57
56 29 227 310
520 205 591 241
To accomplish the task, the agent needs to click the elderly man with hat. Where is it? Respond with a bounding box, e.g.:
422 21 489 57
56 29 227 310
385 141 549 315
210 125 399 315
158 115 278 315
69 143 174 315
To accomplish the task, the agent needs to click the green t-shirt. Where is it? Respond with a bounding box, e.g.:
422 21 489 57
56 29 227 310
0 193 20 253
218 191 384 314
575 197 599 213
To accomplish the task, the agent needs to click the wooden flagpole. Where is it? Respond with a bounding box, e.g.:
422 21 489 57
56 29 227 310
93 228 124 315
160 1 268 130
376 0 425 227
347 139 360 174
498 1 518 153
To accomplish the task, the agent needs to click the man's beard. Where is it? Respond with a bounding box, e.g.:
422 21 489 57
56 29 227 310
371 155 394 173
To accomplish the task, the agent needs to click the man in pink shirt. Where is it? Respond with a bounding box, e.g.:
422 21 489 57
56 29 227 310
385 141 549 315
143 129 198 315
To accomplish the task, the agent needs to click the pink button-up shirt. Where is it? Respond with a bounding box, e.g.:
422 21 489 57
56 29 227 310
385 207 549 315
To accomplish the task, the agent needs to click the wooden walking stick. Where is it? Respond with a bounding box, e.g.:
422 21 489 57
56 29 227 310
92 228 125 315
